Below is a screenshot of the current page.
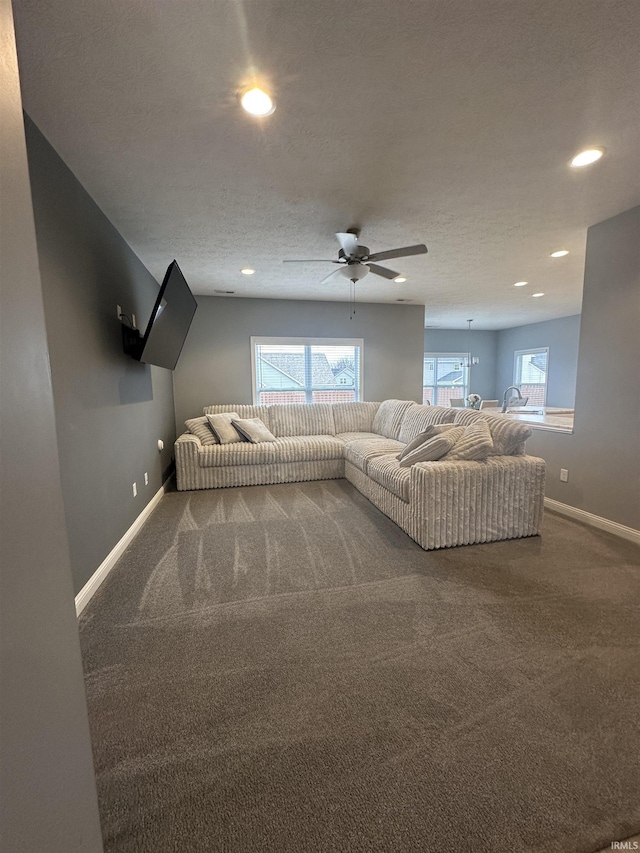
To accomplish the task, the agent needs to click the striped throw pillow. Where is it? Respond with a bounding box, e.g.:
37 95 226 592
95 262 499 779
185 416 218 446
398 427 465 467
444 420 494 461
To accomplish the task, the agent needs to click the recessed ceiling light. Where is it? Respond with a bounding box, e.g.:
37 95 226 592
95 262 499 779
514 281 528 287
240 87 275 117
570 148 603 168
240 268 255 275
550 250 569 258
532 292 545 298
394 276 407 283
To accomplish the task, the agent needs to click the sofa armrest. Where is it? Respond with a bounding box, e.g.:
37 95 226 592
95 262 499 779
408 455 546 550
175 433 202 490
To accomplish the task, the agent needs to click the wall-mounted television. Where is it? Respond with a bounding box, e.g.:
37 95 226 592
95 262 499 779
122 260 197 370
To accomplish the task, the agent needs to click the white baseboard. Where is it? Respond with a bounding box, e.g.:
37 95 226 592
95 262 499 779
544 497 640 546
75 479 171 616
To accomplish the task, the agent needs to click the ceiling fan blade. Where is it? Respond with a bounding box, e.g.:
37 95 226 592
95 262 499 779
367 263 399 280
319 268 342 285
335 232 359 257
283 259 335 263
366 243 428 263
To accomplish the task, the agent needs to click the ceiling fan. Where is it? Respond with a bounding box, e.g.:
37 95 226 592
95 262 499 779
283 229 428 284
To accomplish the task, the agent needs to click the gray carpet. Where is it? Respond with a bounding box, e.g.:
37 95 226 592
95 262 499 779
79 479 640 853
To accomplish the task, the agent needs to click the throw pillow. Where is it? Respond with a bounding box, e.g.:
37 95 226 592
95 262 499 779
231 417 276 443
398 427 465 468
397 423 458 461
185 416 218 446
205 412 242 444
444 420 494 461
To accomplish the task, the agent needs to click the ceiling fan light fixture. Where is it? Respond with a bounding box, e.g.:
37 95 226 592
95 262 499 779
570 148 603 168
339 263 369 282
240 87 275 117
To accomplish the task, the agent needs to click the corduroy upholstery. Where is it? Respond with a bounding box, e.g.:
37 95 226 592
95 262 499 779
175 400 546 550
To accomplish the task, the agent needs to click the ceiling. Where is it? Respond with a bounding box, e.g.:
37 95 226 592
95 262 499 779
12 0 640 329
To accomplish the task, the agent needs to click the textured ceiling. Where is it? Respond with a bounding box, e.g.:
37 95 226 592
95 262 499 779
12 0 640 329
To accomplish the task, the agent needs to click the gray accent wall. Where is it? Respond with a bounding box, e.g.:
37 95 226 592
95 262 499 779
174 297 425 429
424 329 498 401
24 117 177 594
526 206 640 529
496 315 581 408
0 1 103 848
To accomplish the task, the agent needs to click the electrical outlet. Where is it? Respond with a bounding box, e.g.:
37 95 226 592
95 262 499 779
132 482 137 497
117 304 122 321
560 468 569 482
144 472 149 486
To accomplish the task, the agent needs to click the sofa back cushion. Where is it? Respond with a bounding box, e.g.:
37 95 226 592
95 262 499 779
332 401 381 434
203 404 271 430
398 404 457 443
268 403 335 437
372 399 414 439
453 409 532 456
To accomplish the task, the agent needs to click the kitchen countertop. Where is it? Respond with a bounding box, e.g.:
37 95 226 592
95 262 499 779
484 407 574 433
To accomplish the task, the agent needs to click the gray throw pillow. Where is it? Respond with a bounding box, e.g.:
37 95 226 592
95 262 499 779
397 423 458 461
205 412 242 444
398 427 465 467
185 416 218 446
231 417 276 443
444 420 494 461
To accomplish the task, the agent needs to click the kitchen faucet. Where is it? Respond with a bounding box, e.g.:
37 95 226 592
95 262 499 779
501 385 524 412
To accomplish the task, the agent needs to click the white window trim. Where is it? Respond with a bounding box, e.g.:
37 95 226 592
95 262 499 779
513 346 549 406
423 352 470 402
250 336 364 404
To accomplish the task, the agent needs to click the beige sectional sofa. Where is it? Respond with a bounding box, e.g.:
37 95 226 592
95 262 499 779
175 400 546 550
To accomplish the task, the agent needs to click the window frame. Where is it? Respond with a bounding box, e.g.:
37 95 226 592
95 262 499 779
513 347 549 406
250 336 364 405
423 352 469 406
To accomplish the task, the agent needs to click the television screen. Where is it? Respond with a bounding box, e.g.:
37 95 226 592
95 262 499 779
123 260 197 370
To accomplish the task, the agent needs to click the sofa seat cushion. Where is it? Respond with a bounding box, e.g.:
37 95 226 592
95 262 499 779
344 437 406 473
268 403 335 437
398 404 457 443
372 399 414 439
366 455 411 501
272 435 345 463
453 409 532 456
336 431 381 444
198 442 277 468
333 401 381 434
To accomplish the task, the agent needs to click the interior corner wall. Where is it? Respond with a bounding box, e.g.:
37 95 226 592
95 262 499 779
525 206 640 529
495 315 581 408
173 297 425 429
0 1 103 849
24 117 176 595
423 329 498 401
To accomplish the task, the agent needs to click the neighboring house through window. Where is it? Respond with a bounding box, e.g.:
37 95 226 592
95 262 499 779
251 338 363 404
514 348 548 406
423 353 469 405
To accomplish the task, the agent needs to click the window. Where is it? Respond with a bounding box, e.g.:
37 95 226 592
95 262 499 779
423 353 469 405
251 338 363 404
514 348 548 406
